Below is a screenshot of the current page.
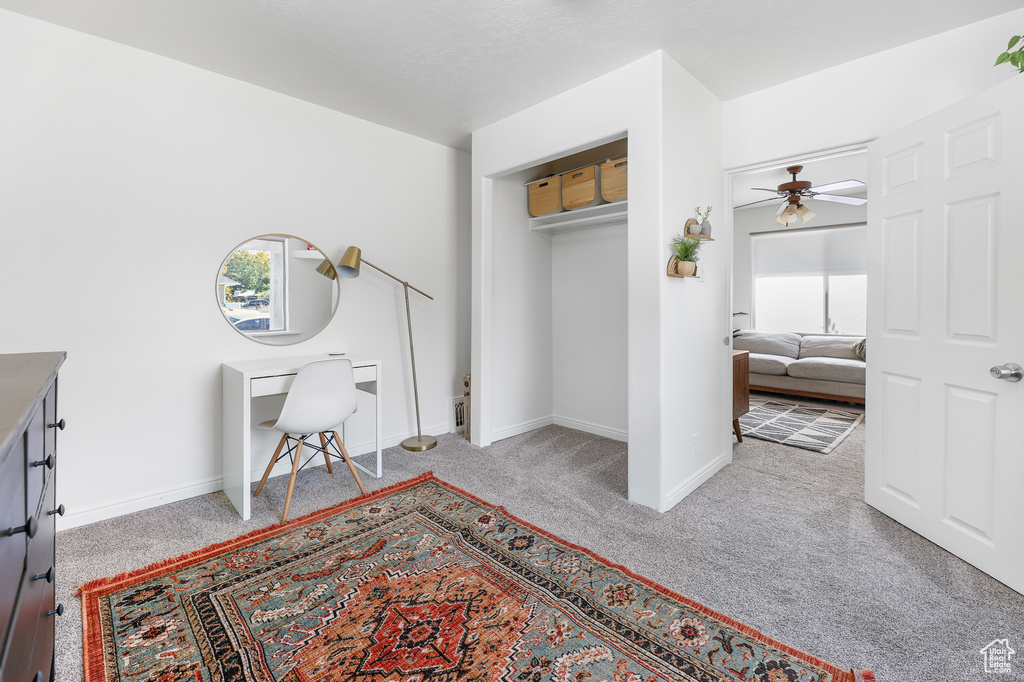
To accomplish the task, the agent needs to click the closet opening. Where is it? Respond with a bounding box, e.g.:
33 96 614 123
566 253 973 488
487 137 629 447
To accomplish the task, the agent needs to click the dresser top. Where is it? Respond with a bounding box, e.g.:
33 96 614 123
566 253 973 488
0 352 66 460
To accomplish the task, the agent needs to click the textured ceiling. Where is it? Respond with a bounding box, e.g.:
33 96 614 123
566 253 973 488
2 0 1021 150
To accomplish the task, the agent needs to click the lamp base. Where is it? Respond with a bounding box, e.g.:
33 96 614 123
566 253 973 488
401 435 437 452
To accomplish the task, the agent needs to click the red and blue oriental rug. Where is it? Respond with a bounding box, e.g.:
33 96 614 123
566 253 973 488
79 473 874 682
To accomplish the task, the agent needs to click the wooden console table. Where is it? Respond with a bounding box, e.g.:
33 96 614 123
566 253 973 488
733 350 750 442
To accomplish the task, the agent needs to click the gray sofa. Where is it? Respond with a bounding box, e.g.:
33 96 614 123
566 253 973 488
733 331 866 403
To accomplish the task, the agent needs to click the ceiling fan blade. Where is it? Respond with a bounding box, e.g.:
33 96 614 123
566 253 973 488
751 187 781 193
735 197 781 209
808 179 865 193
811 194 867 205
774 202 787 216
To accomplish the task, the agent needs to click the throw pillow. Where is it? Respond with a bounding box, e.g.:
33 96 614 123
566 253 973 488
851 338 867 360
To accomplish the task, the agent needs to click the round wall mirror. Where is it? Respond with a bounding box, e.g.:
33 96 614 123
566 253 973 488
216 234 339 345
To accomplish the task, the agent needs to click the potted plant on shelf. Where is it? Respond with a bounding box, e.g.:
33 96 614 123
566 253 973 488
670 234 702 276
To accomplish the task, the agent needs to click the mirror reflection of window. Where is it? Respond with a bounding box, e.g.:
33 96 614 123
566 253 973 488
221 238 285 331
217 235 340 345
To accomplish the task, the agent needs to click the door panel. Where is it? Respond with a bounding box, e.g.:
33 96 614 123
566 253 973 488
867 77 1024 593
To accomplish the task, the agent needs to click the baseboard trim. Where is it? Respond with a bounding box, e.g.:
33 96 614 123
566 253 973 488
552 416 627 442
58 476 224 531
59 422 451 530
661 451 730 512
491 417 554 442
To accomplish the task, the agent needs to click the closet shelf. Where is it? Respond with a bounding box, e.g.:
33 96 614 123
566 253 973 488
531 200 627 234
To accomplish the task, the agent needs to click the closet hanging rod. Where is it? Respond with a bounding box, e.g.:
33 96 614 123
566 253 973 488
521 156 627 187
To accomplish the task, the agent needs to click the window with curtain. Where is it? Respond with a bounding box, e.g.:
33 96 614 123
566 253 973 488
751 224 867 335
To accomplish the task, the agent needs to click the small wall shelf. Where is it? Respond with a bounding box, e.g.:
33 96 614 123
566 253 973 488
293 250 326 260
666 255 703 280
531 200 627 234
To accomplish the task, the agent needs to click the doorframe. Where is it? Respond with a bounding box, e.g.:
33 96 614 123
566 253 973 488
724 141 873 343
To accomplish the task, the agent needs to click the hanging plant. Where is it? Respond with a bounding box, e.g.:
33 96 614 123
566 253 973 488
994 35 1024 72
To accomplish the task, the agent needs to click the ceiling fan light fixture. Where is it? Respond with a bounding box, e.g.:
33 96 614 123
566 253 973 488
775 204 801 226
797 203 816 224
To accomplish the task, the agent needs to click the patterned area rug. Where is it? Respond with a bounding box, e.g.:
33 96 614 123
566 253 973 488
78 473 873 682
739 400 864 453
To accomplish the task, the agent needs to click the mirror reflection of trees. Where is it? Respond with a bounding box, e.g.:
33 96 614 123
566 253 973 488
222 250 271 302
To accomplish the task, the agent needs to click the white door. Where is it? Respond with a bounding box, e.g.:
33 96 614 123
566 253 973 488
866 77 1024 594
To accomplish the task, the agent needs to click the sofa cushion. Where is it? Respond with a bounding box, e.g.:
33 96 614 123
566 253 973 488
748 352 793 376
734 331 802 359
787 357 866 384
851 338 867 360
799 335 864 360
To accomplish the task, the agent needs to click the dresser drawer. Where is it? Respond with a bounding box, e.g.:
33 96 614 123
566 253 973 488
26 481 55 682
42 380 57 492
0 436 26 654
2 571 41 682
24 407 45 522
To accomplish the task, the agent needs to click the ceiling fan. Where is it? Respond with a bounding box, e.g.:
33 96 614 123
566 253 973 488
740 165 867 226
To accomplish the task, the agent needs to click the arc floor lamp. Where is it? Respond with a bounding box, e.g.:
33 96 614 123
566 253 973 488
318 246 437 452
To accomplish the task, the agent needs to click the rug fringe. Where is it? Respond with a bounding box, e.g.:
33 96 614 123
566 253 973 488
852 669 876 682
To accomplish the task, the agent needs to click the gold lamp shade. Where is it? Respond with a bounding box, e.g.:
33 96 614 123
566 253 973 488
338 246 362 278
315 257 337 279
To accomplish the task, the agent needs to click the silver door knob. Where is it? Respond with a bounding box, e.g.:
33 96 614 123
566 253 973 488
990 363 1023 382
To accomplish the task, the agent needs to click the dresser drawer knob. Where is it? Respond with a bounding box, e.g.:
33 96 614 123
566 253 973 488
33 567 54 583
46 603 64 617
5 516 37 538
31 454 55 470
47 504 66 517
48 418 65 430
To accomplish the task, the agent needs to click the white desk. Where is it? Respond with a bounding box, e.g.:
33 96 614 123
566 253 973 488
222 354 381 520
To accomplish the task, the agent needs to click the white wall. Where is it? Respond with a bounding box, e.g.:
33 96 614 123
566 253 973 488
472 52 727 511
0 10 470 528
658 55 728 509
552 224 628 440
489 169 554 439
723 9 1024 169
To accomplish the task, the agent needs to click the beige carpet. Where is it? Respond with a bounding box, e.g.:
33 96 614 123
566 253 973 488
56 409 1024 681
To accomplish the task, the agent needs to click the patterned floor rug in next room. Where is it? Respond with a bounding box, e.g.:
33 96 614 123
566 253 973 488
738 400 864 454
78 473 874 682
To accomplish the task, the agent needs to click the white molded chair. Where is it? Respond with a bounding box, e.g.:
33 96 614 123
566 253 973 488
254 358 368 522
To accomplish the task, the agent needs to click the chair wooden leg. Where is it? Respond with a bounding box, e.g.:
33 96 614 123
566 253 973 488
333 431 368 496
255 433 288 496
318 432 334 473
281 438 304 523
733 418 743 443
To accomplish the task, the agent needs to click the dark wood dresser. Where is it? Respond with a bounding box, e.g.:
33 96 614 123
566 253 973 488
0 352 66 682
732 350 750 442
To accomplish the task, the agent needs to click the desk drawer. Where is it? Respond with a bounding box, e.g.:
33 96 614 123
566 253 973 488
353 365 375 383
251 365 376 398
251 374 294 398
